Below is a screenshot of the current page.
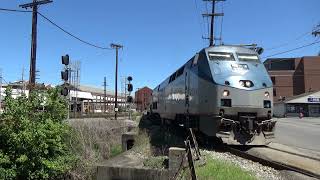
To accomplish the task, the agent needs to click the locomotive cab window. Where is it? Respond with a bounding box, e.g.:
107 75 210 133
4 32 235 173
237 53 260 63
192 53 200 66
208 52 235 61
169 72 176 83
176 66 185 77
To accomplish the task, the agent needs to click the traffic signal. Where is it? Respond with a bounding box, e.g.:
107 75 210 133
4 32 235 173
61 70 69 81
61 54 69 66
127 83 133 92
127 76 132 82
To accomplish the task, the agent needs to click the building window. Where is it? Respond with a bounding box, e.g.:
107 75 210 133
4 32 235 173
152 102 157 109
273 88 277 97
271 77 276 85
287 104 305 113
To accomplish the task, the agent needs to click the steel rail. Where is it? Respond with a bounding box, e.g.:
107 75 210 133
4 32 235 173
223 146 320 179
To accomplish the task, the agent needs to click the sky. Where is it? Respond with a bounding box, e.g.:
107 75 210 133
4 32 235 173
0 0 319 91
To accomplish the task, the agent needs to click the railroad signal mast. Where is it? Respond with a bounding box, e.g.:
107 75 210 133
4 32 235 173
19 0 53 90
61 54 70 97
203 0 225 47
127 76 133 120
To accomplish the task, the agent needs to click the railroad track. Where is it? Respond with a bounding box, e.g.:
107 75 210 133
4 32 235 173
222 145 320 179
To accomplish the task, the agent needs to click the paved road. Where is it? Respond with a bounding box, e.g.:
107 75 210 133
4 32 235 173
274 117 320 152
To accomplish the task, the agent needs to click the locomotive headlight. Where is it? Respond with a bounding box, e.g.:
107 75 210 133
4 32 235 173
245 81 251 87
239 81 245 87
223 90 230 97
265 91 270 98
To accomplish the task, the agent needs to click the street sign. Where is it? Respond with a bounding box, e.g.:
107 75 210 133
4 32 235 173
307 97 320 103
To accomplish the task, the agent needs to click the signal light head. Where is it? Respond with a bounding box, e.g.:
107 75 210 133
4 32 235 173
127 83 133 92
127 96 133 103
61 70 69 81
61 86 69 96
61 54 69 65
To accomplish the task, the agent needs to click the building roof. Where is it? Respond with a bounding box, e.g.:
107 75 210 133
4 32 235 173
275 90 320 104
135 86 152 93
263 58 296 64
264 56 320 64
77 85 115 96
70 90 93 99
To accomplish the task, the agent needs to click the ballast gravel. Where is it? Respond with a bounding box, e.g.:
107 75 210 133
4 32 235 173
202 149 283 180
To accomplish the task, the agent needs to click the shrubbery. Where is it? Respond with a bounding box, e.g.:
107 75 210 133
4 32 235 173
0 87 76 179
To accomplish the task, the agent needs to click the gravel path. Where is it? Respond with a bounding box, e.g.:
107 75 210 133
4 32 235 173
202 149 282 180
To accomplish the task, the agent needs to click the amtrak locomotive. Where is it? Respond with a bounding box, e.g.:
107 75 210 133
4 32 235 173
150 45 276 145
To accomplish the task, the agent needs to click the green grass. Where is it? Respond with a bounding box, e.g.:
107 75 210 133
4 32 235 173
143 156 167 169
183 158 255 180
110 144 123 158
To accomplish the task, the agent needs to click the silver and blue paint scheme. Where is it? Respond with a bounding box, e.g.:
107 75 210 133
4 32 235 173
151 45 276 145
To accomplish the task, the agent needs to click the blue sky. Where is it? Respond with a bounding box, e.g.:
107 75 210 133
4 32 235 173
0 0 319 91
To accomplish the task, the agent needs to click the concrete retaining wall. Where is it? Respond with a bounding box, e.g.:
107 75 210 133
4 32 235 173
96 166 169 180
96 132 186 180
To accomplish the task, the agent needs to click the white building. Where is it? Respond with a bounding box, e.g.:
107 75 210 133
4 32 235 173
274 91 320 117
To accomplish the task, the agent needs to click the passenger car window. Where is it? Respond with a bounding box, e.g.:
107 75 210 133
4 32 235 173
237 53 260 63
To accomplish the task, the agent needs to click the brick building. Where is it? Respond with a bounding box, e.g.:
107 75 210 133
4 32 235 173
135 86 152 112
264 56 320 101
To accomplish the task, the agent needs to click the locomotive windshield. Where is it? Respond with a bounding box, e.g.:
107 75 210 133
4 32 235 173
208 52 235 61
237 53 260 63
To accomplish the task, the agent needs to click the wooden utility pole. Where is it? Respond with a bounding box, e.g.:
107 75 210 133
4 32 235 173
203 0 225 46
111 43 123 120
19 0 52 90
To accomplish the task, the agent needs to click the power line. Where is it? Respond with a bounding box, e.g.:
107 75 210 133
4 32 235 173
218 1 224 45
192 0 206 45
265 31 311 51
0 7 111 50
37 12 112 50
262 40 320 59
204 2 210 40
0 7 31 13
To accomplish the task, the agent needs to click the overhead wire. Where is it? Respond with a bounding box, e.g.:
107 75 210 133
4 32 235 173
265 31 312 51
0 7 112 50
0 8 31 13
205 1 210 41
218 2 224 45
193 0 206 46
37 12 112 50
262 40 320 59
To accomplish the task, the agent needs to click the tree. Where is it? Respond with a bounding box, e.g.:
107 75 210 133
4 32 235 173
0 87 76 179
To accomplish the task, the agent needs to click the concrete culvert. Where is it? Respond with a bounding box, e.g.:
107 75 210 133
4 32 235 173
127 139 135 150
